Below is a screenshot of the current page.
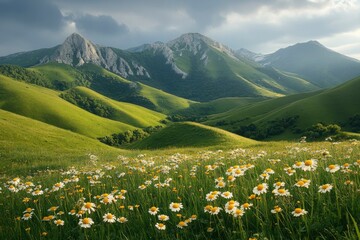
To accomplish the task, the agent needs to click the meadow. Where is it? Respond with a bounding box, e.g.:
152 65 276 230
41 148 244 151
1 140 359 240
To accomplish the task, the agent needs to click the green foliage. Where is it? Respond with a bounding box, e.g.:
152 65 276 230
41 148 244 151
60 89 114 118
235 116 299 140
0 64 51 88
304 123 342 141
99 126 163 146
346 114 360 132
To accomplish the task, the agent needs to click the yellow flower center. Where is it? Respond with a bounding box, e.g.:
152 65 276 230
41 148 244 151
297 181 304 186
84 202 92 209
178 221 186 226
150 207 157 212
227 204 235 210
55 183 61 187
328 164 335 169
322 184 329 190
172 203 179 208
295 208 302 214
106 214 113 219
235 209 243 215
158 223 164 228
257 184 264 191
82 218 91 224
211 207 218 213
304 160 312 166
243 203 250 208
278 189 286 194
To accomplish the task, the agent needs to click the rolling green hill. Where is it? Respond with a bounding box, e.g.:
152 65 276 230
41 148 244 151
173 97 266 117
64 86 166 127
206 76 360 138
31 62 89 89
0 74 134 138
0 109 122 173
129 122 256 149
78 64 194 113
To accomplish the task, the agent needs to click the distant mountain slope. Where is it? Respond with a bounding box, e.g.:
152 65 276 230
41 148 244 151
0 74 134 138
130 122 256 149
0 33 321 101
206 75 360 136
132 33 318 100
257 41 360 88
0 109 121 173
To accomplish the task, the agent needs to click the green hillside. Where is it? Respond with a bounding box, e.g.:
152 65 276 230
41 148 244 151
130 122 256 149
65 86 166 127
78 64 194 113
0 74 134 138
31 62 88 89
0 109 121 173
206 76 360 138
174 97 265 117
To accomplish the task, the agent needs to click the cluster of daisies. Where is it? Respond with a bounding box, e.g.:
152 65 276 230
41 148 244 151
1 145 359 239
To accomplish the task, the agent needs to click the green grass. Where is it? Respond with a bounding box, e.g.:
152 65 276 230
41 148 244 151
79 64 194 113
174 97 266 117
0 109 123 174
67 86 166 127
0 74 134 138
207 76 360 136
129 122 256 149
0 139 359 239
138 83 194 114
32 62 85 84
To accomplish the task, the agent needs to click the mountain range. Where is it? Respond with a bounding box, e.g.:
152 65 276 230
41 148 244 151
1 32 360 143
3 33 359 101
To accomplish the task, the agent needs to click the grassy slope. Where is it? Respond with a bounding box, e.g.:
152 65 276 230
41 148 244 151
207 76 360 132
206 47 317 97
31 62 84 83
138 83 194 114
175 97 266 116
79 64 194 113
0 75 134 138
70 86 166 127
130 122 256 149
0 109 122 173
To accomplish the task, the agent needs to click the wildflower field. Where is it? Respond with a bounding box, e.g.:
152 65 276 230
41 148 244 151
1 141 360 240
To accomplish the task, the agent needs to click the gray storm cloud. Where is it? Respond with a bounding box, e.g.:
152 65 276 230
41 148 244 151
0 0 359 59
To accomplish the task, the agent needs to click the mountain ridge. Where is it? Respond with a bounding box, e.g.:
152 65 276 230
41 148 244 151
1 33 359 101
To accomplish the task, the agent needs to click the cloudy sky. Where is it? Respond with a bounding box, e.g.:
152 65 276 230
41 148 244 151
1 0 360 59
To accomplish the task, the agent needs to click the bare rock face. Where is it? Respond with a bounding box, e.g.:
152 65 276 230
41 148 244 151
41 33 150 79
48 33 102 66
